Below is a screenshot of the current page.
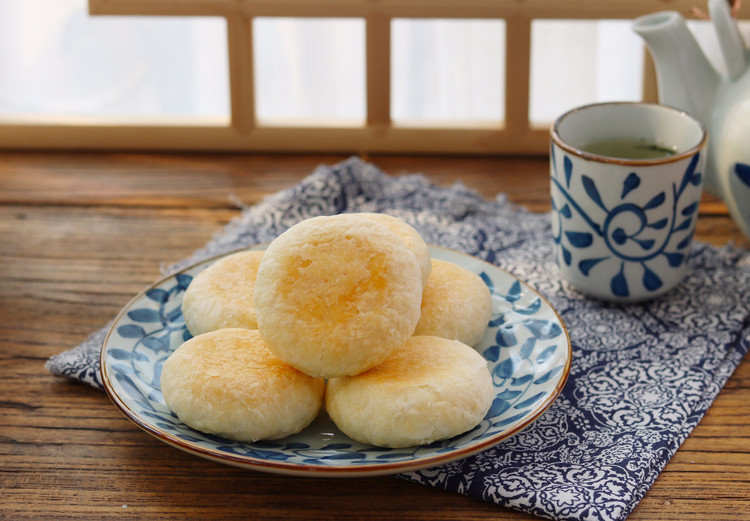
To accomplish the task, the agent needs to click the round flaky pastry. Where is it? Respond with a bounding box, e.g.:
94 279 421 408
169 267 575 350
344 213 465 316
414 259 493 347
160 328 325 442
326 336 494 448
254 214 423 378
181 250 264 336
345 213 431 289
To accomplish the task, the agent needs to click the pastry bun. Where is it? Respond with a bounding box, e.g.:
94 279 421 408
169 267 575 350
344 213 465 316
254 214 423 378
181 250 264 336
326 335 494 448
160 328 325 442
414 259 492 347
346 213 431 289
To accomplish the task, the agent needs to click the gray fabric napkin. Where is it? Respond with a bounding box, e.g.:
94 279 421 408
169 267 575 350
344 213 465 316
47 157 750 521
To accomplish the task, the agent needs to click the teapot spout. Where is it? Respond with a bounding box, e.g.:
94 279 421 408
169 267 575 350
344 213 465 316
708 0 748 81
633 11 720 126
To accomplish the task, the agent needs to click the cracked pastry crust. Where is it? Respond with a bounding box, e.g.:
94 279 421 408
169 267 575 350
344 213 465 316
160 328 325 442
181 250 264 336
414 259 493 347
325 335 494 448
345 212 431 289
254 214 423 378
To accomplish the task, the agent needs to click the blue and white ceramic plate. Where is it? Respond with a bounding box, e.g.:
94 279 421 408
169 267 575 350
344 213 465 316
101 245 571 477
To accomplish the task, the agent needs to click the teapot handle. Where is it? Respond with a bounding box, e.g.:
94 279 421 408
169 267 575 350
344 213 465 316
709 0 748 81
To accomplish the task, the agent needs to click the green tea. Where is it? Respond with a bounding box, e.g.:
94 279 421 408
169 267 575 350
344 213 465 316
580 138 677 160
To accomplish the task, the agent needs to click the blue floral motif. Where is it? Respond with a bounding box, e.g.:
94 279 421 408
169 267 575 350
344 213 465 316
112 274 192 391
732 162 750 238
482 464 634 521
551 152 703 298
101 245 570 474
49 157 750 521
573 360 708 431
736 162 750 188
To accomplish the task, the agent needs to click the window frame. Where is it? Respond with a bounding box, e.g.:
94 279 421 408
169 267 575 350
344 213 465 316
0 0 716 154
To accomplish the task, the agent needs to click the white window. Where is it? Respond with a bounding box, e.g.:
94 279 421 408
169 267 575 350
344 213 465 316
1 0 745 154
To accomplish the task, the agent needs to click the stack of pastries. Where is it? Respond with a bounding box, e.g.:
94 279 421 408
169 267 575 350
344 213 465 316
160 213 494 448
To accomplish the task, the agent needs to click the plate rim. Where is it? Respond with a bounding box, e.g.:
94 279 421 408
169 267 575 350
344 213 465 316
101 244 572 477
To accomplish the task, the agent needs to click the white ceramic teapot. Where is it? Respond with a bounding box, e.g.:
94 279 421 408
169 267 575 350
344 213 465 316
633 0 750 240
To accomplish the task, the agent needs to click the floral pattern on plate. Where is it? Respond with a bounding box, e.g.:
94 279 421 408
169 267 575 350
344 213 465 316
101 245 571 477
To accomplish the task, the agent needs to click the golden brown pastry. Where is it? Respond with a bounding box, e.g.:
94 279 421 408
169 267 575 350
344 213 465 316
326 335 494 448
181 250 264 336
160 328 325 442
345 212 431 289
254 214 423 378
414 259 492 347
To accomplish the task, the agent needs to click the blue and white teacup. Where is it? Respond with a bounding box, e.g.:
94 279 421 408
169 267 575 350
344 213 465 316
550 102 707 302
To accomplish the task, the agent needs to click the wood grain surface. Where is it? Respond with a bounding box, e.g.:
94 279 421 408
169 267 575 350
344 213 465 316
1 152 748 521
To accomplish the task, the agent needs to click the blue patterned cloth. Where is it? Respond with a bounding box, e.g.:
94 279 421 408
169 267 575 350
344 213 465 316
47 157 750 521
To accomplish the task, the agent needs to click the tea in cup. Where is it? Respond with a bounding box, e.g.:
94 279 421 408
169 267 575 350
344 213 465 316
550 102 707 302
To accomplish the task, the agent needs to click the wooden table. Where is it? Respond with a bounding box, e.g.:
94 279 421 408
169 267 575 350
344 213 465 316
2 152 748 520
